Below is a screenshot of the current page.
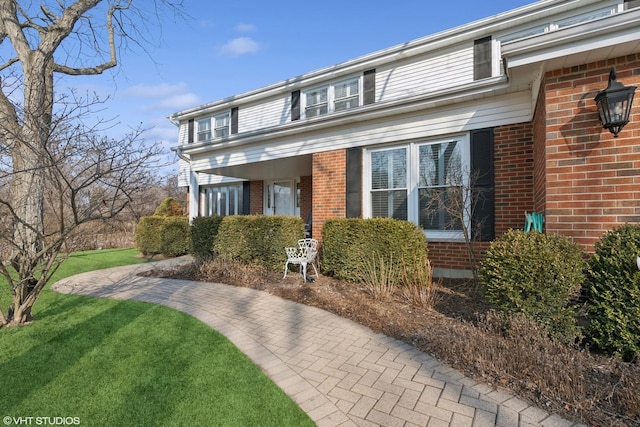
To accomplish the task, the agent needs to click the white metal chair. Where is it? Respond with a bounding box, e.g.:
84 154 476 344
283 238 319 282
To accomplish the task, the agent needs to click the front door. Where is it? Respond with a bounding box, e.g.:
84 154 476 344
265 179 300 216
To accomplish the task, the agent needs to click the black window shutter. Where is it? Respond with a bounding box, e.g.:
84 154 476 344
346 147 362 218
470 128 494 241
242 181 251 215
231 107 239 134
363 69 376 105
188 119 194 143
474 36 492 80
291 90 301 121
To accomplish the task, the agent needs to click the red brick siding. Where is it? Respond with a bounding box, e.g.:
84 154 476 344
533 85 547 213
494 123 535 234
312 150 347 240
300 175 312 223
249 181 263 214
543 57 640 250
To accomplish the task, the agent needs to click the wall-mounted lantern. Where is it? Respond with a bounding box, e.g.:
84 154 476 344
594 67 636 138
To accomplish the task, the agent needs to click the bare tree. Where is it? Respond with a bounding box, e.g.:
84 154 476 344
0 0 184 327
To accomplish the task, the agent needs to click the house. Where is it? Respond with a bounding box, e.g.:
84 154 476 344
169 0 640 278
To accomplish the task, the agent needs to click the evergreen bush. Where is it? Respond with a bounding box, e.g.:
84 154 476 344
479 229 585 341
190 216 224 260
322 218 428 283
585 224 640 361
135 216 166 255
159 217 190 257
214 215 305 271
154 197 184 217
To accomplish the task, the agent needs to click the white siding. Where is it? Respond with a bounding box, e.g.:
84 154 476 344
189 91 531 173
178 121 189 145
376 44 474 103
238 95 291 133
177 159 190 187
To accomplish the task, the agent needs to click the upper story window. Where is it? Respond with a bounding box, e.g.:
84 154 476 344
303 77 361 119
196 112 231 142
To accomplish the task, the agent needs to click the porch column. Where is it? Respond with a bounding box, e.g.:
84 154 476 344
188 169 199 222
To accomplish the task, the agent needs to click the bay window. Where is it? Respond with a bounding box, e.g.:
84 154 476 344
366 136 470 240
199 184 243 217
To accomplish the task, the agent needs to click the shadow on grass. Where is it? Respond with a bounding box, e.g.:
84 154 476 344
0 299 153 414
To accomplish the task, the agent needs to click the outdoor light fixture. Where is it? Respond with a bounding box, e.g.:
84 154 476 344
594 67 636 138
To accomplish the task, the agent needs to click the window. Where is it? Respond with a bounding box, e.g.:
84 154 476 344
214 112 230 138
199 184 243 217
303 77 361 118
334 79 360 111
305 87 328 118
417 141 463 231
196 118 211 142
195 112 231 142
366 136 470 240
370 148 408 220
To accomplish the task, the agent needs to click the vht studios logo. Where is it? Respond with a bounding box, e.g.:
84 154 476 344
3 417 80 426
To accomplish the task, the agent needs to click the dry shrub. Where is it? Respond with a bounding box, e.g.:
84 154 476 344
417 311 640 426
358 253 398 300
195 257 269 288
399 257 439 309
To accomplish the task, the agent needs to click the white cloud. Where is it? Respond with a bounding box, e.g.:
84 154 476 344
220 37 260 56
123 83 200 113
155 93 201 111
235 23 256 33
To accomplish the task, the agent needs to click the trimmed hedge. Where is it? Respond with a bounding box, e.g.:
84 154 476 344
135 216 189 257
585 224 640 361
321 218 428 283
214 215 305 271
190 216 224 260
159 217 190 257
479 229 585 341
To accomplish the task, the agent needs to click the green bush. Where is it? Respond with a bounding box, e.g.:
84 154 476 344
154 197 184 217
159 217 190 257
135 216 189 257
585 224 640 361
214 215 305 271
322 218 428 283
190 216 224 260
479 229 585 341
135 216 166 255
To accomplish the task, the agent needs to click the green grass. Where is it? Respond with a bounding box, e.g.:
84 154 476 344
0 249 314 426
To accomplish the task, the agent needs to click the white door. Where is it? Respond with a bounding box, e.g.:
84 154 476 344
265 179 300 216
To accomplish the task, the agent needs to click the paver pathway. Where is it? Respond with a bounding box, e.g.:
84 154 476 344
52 257 585 427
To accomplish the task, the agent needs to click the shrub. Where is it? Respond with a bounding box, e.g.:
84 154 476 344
135 216 166 255
159 217 190 257
190 216 224 260
585 224 640 361
135 216 189 257
154 197 184 217
322 218 428 283
479 229 585 341
214 215 305 271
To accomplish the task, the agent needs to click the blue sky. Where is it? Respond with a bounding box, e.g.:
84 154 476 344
64 0 535 168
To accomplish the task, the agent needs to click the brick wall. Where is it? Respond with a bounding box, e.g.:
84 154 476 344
542 56 640 249
300 175 313 224
312 150 346 240
249 181 263 214
429 122 535 271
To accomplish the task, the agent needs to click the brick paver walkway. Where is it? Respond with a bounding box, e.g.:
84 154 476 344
52 257 585 427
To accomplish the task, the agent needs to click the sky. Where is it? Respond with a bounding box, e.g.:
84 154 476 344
57 0 537 172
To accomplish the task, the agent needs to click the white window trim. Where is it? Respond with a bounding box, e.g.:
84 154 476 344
195 111 231 142
363 134 471 242
301 76 362 119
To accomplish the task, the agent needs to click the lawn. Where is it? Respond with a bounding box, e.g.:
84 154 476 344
0 248 314 427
